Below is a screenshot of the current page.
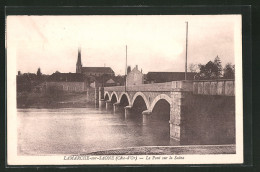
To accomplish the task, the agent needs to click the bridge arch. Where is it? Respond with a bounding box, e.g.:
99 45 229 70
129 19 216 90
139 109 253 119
132 92 150 110
104 91 110 101
149 94 172 112
118 92 131 106
110 91 119 102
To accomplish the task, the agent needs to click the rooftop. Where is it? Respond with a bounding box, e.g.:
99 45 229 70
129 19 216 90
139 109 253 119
82 67 114 74
47 73 86 82
146 72 196 82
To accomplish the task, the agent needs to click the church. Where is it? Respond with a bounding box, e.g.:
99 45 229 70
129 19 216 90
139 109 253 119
76 47 115 77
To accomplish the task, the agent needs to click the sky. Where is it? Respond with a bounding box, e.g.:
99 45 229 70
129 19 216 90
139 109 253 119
7 15 240 75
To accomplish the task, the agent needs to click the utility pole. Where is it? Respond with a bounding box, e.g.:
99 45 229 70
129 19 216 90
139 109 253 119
125 45 127 92
185 21 188 80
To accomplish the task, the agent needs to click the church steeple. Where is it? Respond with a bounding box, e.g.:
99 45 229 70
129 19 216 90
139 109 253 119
76 47 82 73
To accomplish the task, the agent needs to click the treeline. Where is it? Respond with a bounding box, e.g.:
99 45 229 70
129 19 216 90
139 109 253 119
189 56 235 80
17 68 49 92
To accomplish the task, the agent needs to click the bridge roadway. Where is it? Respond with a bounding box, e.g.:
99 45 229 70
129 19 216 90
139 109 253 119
97 80 235 144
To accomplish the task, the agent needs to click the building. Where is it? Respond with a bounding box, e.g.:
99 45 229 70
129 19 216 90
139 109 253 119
33 82 47 93
105 78 116 86
126 65 144 86
46 72 89 92
145 72 196 83
90 75 124 88
76 47 114 77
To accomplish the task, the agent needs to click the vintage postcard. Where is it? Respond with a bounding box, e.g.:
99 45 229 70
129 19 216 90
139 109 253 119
7 14 243 165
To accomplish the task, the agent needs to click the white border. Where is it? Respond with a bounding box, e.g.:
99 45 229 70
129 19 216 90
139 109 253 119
7 15 243 165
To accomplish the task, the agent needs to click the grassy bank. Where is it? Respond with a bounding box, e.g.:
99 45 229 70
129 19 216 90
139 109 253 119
17 91 93 108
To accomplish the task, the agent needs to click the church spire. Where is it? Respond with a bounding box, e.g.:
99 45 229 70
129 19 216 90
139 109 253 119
76 47 82 73
77 47 82 65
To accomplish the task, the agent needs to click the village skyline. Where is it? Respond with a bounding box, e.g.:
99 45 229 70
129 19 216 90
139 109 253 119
7 15 240 75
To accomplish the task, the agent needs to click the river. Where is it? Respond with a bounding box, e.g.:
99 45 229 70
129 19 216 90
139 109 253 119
17 107 178 155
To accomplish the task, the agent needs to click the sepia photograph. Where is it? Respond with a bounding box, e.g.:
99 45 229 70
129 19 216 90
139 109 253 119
7 14 243 165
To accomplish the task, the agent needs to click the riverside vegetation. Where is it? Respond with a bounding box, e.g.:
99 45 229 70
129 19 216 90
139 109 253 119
17 88 90 109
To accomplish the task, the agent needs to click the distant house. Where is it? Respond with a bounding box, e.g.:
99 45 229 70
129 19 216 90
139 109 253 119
90 75 124 88
33 82 47 93
46 72 89 92
145 72 196 83
126 65 144 86
106 78 116 85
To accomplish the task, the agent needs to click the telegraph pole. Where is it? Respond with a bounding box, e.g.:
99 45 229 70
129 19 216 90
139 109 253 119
125 45 127 92
185 21 188 80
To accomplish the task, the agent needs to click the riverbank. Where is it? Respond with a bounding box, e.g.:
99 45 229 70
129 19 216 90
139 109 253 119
87 145 236 155
17 91 93 108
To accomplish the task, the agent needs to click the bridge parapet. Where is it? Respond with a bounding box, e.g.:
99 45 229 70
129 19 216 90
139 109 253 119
171 81 193 91
104 86 125 92
193 79 235 96
104 81 193 92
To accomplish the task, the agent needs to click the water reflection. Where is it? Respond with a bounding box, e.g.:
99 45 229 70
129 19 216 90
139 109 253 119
17 107 178 155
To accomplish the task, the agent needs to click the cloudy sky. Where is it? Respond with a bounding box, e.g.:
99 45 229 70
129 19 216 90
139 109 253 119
7 15 240 75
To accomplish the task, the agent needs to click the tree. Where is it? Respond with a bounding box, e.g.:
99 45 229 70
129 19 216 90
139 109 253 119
223 63 235 79
213 56 222 78
198 61 216 79
197 56 223 80
37 68 42 77
189 63 199 73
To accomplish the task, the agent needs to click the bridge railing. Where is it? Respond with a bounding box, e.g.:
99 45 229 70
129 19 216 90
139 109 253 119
103 85 125 92
193 79 235 96
104 81 193 92
104 79 235 96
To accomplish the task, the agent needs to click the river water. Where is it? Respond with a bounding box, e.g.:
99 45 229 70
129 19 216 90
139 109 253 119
17 107 177 155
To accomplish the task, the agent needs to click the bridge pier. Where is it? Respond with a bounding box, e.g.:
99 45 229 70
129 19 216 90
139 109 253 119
169 91 191 143
99 99 106 109
124 106 132 119
142 110 152 124
106 100 113 110
98 87 104 108
94 88 99 107
113 102 120 113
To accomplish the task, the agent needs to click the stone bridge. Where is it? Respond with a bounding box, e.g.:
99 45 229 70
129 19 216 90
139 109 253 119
97 80 235 145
